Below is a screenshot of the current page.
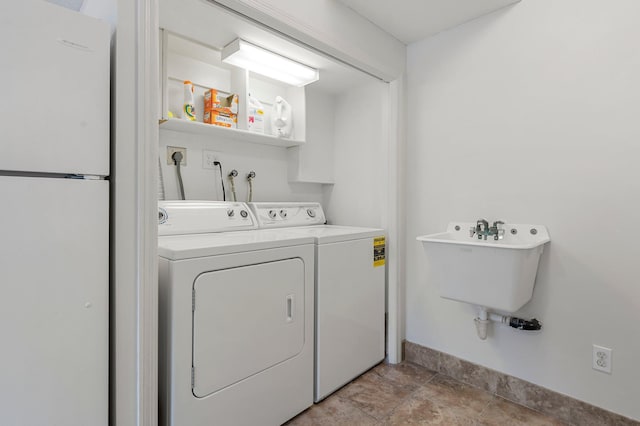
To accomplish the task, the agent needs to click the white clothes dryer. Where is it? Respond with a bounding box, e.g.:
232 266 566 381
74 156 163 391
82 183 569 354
248 202 386 402
157 201 315 426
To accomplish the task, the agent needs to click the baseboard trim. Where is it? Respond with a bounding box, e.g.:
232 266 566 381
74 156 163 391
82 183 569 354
404 341 638 426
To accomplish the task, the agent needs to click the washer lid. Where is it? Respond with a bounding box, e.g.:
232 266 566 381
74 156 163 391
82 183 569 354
266 225 385 244
158 229 314 260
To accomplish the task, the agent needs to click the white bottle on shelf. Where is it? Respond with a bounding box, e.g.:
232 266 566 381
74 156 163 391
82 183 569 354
271 96 293 138
247 93 265 133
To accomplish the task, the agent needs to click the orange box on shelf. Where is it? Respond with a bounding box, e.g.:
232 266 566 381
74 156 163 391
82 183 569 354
204 89 238 114
204 109 237 128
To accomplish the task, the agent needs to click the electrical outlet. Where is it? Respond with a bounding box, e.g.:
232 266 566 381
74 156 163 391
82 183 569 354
167 146 187 166
203 150 220 169
593 345 612 374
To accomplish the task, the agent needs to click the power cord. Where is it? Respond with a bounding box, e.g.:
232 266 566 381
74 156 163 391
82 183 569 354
172 151 185 200
213 161 226 201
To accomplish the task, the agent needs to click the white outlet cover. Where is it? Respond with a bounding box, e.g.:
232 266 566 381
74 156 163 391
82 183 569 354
167 146 187 166
592 345 612 374
202 150 219 169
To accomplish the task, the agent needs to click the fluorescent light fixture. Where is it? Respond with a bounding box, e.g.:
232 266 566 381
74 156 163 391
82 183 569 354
221 39 319 87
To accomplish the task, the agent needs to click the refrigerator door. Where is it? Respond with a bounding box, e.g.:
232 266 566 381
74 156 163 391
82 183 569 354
0 2 109 176
0 176 108 426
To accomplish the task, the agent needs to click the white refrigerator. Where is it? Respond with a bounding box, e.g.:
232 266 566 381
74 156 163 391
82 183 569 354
0 2 109 425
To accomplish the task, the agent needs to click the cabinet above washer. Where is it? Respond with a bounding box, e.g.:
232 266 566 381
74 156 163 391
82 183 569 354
158 0 383 185
160 31 307 145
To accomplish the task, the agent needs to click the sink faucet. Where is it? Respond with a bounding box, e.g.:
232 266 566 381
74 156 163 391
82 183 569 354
476 219 489 240
489 220 505 240
470 219 489 239
470 218 504 240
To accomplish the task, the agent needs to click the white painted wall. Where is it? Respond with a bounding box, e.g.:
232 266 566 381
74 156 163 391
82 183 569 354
160 79 388 220
288 87 335 184
159 130 325 202
323 79 388 228
405 0 640 420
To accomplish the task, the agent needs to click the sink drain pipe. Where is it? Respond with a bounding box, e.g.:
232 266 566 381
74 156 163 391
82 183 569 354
474 307 542 340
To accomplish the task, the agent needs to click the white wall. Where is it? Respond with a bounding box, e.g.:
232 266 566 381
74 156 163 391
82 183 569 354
323 80 388 228
405 0 640 420
288 87 335 184
160 79 388 210
159 130 324 202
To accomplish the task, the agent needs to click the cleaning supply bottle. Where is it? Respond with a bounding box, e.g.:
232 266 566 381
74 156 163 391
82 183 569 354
183 80 196 121
271 96 293 138
247 93 264 133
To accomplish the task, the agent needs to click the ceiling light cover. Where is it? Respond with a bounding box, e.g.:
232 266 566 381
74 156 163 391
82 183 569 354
221 39 319 87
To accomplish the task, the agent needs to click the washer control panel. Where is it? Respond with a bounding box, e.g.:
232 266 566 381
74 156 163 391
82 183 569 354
158 201 257 236
248 202 326 228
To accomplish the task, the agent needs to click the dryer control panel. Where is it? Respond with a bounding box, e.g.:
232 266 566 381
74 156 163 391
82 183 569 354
248 202 326 229
158 201 257 236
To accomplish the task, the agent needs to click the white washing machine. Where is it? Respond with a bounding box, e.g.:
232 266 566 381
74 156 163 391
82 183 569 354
157 201 315 426
248 202 386 402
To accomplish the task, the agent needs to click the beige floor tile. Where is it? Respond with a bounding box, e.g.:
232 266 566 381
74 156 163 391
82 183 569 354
372 362 438 389
418 374 495 418
335 369 416 420
286 365 575 426
284 396 380 426
383 389 477 425
477 397 567 426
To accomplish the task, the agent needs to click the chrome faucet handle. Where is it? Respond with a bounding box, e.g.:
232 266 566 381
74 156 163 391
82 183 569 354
492 220 505 240
469 226 476 238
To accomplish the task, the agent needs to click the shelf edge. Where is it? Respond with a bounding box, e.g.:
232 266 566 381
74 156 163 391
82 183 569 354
159 118 305 148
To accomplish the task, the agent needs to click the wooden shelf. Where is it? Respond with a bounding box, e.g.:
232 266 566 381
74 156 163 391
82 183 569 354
159 118 305 148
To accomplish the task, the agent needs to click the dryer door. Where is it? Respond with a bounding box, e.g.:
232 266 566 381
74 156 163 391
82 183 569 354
192 258 305 397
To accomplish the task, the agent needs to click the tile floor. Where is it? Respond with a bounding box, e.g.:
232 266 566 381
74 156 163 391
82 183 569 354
286 362 566 425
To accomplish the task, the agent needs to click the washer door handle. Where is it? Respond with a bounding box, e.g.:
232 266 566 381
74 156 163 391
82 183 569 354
286 294 294 322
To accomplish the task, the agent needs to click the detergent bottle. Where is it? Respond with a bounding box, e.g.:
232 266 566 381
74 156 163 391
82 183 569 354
182 80 196 121
247 93 265 133
271 96 293 138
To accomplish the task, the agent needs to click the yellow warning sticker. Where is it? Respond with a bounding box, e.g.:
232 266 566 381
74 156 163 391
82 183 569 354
373 236 386 267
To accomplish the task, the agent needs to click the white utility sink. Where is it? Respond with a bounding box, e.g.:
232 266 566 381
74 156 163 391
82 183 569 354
417 222 550 312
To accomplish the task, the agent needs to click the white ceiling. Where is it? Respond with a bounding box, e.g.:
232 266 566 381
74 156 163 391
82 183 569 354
337 0 520 44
